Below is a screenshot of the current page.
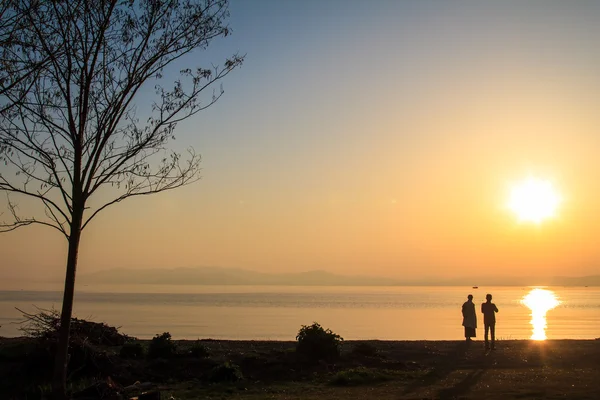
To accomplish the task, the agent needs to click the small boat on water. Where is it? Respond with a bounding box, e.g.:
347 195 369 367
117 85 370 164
472 286 478 289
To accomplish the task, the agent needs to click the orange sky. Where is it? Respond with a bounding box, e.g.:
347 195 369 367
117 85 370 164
2 1 600 283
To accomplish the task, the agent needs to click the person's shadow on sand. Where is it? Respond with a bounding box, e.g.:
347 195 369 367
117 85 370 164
401 341 490 398
436 354 490 399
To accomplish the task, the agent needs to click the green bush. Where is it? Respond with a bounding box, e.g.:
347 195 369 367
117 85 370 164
119 342 145 359
209 362 243 383
147 332 177 359
189 341 210 358
330 367 392 386
296 322 343 362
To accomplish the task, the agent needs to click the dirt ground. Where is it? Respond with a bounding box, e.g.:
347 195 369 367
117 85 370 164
168 339 600 400
364 339 600 400
2 337 599 399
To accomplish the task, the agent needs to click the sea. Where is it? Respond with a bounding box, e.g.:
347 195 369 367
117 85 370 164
0 285 599 341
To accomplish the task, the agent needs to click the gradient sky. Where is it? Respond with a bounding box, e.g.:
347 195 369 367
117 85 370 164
3 0 600 283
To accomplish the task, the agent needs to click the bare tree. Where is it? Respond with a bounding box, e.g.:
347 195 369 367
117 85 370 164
0 0 243 398
0 1 53 112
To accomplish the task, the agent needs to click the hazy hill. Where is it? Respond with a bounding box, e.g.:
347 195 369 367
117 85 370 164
80 266 400 286
79 266 600 287
430 275 600 287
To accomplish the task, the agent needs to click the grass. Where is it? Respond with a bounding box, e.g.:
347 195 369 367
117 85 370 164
0 340 38 360
164 367 429 399
3 338 600 400
329 367 394 386
22 377 99 399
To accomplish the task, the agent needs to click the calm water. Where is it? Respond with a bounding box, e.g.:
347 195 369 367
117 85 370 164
0 285 598 340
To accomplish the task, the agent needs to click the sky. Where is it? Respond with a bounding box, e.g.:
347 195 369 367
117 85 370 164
2 0 600 284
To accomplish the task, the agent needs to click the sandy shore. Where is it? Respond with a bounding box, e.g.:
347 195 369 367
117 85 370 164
181 338 600 399
1 337 599 399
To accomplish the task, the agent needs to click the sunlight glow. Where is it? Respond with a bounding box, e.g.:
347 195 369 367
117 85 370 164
508 177 561 223
521 288 560 340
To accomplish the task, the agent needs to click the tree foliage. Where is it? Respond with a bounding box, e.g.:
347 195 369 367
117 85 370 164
0 0 243 235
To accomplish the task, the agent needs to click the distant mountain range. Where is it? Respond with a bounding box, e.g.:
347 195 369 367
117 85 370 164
80 267 399 286
79 266 600 287
421 275 600 287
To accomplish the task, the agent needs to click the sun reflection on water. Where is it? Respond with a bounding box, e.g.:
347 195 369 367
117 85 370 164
521 288 560 340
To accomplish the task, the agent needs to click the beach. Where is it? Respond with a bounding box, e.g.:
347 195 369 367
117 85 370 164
2 336 599 399
3 285 599 341
170 339 600 399
3 286 600 398
2 286 599 398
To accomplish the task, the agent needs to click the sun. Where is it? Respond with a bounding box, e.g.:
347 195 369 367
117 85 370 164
508 177 561 223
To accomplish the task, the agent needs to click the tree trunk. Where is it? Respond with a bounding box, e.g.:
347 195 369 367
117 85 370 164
51 210 83 400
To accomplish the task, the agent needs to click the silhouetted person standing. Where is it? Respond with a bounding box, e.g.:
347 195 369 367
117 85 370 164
481 293 499 350
462 294 477 342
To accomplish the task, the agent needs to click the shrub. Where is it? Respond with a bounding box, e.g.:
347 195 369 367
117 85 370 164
240 352 262 368
352 342 378 357
209 362 243 383
296 322 343 362
18 308 130 345
330 367 392 386
21 337 110 381
147 332 177 359
120 342 145 359
189 341 210 358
